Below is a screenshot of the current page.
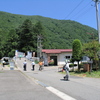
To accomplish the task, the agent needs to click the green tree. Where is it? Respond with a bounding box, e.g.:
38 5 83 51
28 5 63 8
0 29 9 58
34 21 44 35
34 21 47 44
17 19 36 53
72 39 82 71
5 29 18 57
82 40 100 70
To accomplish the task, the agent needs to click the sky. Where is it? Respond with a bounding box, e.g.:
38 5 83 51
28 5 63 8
0 0 100 29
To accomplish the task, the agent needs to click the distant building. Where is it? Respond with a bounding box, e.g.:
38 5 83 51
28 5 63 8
15 50 25 58
42 49 72 66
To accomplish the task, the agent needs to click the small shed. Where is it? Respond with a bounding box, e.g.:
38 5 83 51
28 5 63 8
42 49 72 66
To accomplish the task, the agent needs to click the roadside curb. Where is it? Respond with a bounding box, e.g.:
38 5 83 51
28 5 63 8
18 69 77 100
18 69 49 88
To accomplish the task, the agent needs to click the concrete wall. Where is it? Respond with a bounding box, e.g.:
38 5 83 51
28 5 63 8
58 52 72 65
43 52 72 66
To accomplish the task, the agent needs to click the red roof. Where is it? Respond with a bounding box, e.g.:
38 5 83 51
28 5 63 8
42 49 72 54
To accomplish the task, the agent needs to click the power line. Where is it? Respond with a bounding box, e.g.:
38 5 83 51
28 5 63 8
74 6 93 20
70 1 92 19
62 0 76 18
64 0 84 19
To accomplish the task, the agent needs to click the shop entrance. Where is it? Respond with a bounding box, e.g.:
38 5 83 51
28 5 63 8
50 56 57 66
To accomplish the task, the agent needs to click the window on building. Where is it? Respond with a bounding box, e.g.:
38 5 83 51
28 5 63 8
65 56 70 59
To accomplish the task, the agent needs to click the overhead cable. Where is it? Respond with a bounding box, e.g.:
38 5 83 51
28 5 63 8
74 6 94 20
64 0 84 19
70 1 92 19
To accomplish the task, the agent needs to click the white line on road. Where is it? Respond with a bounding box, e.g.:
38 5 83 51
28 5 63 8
15 58 77 100
46 86 77 100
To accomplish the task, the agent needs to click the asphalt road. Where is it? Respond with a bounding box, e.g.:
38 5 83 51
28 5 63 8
25 68 100 100
0 70 62 100
1 57 100 100
15 57 100 100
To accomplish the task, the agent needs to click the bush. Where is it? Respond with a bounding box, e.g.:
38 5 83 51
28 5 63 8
69 63 77 67
69 64 74 67
35 60 39 64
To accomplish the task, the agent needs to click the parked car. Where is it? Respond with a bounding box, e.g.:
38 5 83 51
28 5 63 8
1 57 10 65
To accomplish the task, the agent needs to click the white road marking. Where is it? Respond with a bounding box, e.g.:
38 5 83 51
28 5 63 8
46 86 77 100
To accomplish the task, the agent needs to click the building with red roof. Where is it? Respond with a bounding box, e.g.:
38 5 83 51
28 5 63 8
42 49 72 66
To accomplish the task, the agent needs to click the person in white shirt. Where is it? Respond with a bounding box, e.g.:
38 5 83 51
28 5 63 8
23 60 27 71
31 61 35 71
2 60 5 67
64 62 70 81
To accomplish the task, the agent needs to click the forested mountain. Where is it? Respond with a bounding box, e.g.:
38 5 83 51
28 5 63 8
0 11 98 57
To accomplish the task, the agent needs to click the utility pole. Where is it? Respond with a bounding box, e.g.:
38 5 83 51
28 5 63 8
37 35 42 59
93 0 100 43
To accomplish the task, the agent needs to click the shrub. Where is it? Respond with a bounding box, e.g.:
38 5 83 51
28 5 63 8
69 64 74 67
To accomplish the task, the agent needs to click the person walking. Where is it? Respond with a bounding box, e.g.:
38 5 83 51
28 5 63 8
63 62 70 81
39 61 44 71
31 60 35 71
23 60 27 71
2 60 5 67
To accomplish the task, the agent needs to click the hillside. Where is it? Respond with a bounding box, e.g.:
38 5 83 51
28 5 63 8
0 11 98 49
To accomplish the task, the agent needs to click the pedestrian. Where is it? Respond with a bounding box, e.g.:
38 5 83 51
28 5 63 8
23 60 27 71
31 60 35 71
39 60 44 71
63 62 70 81
2 60 5 67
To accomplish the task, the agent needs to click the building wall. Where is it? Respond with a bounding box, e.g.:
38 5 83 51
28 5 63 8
43 52 72 66
58 52 72 65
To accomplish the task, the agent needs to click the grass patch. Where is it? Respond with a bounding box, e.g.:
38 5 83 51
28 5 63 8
59 70 100 78
70 71 100 78
0 71 4 73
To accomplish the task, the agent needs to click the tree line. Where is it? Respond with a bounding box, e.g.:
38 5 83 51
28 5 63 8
0 11 99 59
0 17 100 71
0 11 98 50
0 19 46 58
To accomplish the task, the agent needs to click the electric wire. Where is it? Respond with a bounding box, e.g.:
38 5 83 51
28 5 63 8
70 1 92 19
74 6 94 20
64 0 84 19
62 0 75 18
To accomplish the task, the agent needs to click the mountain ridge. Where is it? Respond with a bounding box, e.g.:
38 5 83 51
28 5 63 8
0 11 98 49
